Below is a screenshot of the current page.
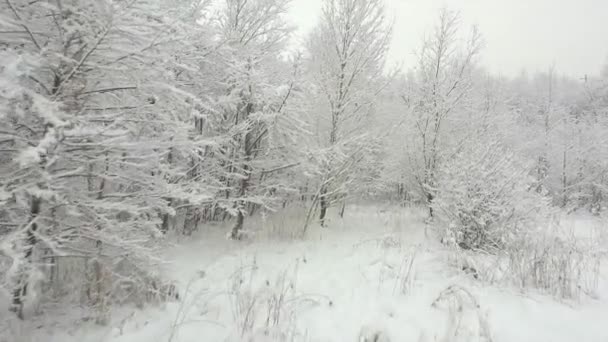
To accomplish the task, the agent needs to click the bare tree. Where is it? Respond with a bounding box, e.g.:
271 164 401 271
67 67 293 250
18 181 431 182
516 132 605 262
306 0 391 227
406 8 482 217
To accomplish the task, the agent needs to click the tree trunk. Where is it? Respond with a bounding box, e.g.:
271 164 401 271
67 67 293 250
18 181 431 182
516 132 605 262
160 197 173 234
562 148 568 207
339 200 346 218
10 196 41 319
230 210 245 239
230 95 253 239
161 212 170 234
86 241 109 325
319 186 328 227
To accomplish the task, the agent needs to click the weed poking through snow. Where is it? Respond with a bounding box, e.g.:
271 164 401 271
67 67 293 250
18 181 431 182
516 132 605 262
431 285 493 342
228 257 320 341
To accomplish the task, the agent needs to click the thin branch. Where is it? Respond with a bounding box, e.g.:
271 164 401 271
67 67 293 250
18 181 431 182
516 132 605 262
53 25 112 96
77 86 137 97
5 0 42 50
260 162 301 175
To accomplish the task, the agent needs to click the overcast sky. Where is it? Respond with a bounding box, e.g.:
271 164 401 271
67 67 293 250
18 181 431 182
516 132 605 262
286 0 608 78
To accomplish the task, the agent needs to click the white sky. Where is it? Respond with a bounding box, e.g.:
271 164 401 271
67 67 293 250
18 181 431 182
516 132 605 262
286 0 608 78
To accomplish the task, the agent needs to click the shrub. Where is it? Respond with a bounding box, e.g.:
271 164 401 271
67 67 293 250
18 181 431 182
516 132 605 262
433 140 550 251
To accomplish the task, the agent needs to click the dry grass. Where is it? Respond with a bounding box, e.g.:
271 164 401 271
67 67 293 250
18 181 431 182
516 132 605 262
448 226 603 301
506 233 602 299
228 257 322 341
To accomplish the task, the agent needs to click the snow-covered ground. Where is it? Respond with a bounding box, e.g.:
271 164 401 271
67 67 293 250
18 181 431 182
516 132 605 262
4 206 608 342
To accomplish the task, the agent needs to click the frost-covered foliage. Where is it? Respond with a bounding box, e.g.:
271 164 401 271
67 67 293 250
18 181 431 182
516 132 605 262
0 0 313 322
199 0 308 239
501 68 608 213
433 135 602 299
305 0 392 226
0 0 214 320
433 139 551 251
401 9 482 215
1 0 608 331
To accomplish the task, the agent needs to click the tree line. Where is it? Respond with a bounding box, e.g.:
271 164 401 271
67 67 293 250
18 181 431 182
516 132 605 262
1 0 607 320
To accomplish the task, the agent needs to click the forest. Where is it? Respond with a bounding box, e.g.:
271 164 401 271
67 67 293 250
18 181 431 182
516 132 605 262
1 0 607 341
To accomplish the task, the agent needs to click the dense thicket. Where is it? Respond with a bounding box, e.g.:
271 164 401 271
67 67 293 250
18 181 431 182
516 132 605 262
1 0 607 320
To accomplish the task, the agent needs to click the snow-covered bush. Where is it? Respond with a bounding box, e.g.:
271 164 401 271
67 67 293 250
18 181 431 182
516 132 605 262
447 219 602 300
431 285 493 342
433 140 551 251
432 139 603 298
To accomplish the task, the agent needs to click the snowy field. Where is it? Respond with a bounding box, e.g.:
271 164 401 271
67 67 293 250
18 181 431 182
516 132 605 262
3 205 608 342
2 0 607 340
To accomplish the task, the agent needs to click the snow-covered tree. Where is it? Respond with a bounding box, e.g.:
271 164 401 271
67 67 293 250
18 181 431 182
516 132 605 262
0 0 215 320
208 0 307 239
305 0 391 226
501 67 608 214
404 8 482 217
